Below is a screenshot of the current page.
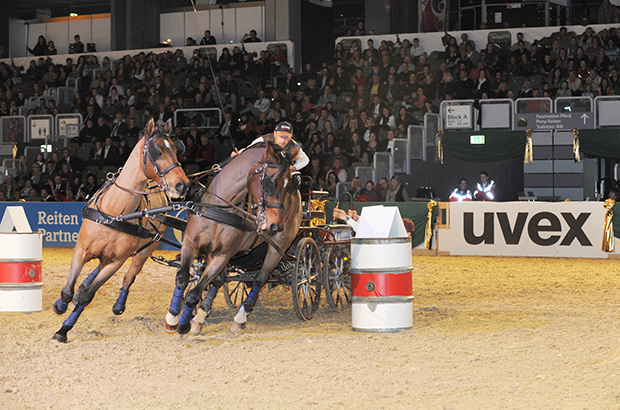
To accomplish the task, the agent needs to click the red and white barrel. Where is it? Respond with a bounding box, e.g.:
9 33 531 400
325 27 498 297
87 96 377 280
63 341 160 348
350 237 413 332
0 232 43 312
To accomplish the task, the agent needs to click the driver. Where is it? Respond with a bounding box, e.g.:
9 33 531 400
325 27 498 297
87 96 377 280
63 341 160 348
233 121 309 171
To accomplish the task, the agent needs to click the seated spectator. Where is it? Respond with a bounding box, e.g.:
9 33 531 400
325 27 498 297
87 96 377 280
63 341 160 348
454 69 474 99
101 136 119 166
194 134 215 170
385 175 408 202
348 177 363 200
26 188 41 202
556 80 572 97
325 171 338 198
329 157 347 183
241 30 261 43
117 138 132 164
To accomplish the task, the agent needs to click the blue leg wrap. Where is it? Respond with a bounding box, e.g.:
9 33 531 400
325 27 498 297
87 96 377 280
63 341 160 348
55 299 68 313
62 304 85 327
169 288 185 315
113 288 129 312
179 303 194 326
200 285 219 313
82 268 101 288
242 287 260 310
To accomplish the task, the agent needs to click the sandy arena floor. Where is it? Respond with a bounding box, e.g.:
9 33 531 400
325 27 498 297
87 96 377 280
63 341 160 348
1 248 620 409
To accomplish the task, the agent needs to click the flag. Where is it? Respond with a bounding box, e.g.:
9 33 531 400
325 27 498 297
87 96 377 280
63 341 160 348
419 0 446 33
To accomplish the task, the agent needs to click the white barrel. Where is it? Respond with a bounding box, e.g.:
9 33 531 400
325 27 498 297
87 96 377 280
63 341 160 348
350 237 413 332
0 232 43 312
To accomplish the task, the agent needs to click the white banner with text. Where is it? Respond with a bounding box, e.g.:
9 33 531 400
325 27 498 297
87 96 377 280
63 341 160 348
449 201 611 258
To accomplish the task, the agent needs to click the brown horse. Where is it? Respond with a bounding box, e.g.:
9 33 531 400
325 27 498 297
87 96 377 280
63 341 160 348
51 120 189 343
164 141 302 334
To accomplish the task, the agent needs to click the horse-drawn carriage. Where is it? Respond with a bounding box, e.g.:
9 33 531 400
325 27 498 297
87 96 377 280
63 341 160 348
51 121 352 341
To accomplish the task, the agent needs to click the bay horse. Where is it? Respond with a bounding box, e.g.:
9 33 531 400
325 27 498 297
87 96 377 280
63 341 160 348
51 119 189 343
164 141 302 334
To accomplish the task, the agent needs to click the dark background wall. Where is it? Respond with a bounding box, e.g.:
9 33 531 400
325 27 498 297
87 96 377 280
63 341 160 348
398 146 524 201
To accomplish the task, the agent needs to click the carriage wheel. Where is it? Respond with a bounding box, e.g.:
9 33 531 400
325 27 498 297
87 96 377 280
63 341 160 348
322 244 351 311
222 269 250 309
292 237 322 321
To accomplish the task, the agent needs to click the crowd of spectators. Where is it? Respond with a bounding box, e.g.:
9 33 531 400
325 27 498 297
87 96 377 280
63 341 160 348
3 21 620 202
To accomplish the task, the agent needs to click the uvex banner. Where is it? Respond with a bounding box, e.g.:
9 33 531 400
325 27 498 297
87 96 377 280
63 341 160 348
449 202 610 258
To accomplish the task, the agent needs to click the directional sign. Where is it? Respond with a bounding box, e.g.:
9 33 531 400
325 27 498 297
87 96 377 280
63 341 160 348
514 112 594 131
445 105 472 129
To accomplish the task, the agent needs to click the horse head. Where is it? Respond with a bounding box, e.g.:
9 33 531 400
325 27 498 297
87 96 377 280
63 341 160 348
248 141 295 234
142 119 189 199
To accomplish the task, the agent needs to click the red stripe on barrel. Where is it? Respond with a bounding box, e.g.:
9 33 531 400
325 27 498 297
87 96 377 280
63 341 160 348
0 261 42 283
352 271 412 298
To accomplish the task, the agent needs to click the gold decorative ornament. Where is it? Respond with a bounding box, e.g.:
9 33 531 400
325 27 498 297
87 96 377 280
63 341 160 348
437 131 443 164
524 128 533 164
572 129 580 162
425 199 438 249
310 199 326 227
602 199 615 252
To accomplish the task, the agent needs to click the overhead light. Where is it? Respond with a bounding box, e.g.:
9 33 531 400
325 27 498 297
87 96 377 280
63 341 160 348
70 13 78 17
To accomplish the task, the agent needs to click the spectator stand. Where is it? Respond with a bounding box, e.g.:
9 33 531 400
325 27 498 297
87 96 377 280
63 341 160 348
408 125 428 162
595 96 620 128
174 107 222 130
335 24 611 65
393 138 410 174
336 181 352 200
56 114 83 138
554 96 593 114
355 167 376 188
0 145 14 182
1 41 296 77
2 158 18 179
27 115 54 142
424 113 440 146
23 146 41 170
374 152 394 183
478 99 513 130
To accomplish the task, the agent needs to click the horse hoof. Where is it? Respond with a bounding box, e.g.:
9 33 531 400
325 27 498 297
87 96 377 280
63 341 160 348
164 322 178 333
112 306 125 315
189 319 203 335
51 333 68 343
52 300 68 315
178 323 191 335
229 320 246 333
164 312 179 333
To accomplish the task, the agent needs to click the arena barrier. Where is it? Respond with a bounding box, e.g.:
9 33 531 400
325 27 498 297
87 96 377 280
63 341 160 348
351 237 414 332
437 201 620 259
0 203 184 250
0 207 43 312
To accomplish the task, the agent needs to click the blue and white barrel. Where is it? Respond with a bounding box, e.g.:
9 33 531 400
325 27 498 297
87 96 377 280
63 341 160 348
0 232 43 312
350 237 413 332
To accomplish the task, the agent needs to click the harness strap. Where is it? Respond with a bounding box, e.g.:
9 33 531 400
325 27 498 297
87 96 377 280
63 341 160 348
83 207 182 254
82 207 154 239
192 206 256 232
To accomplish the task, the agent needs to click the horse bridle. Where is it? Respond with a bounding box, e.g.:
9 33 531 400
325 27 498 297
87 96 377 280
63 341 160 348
114 134 183 196
144 136 182 182
248 161 288 211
